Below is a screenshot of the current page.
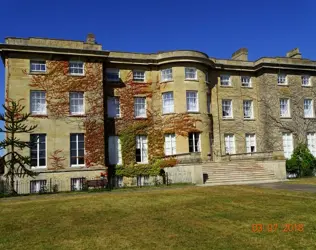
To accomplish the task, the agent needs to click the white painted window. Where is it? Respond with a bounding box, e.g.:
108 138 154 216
241 76 251 87
243 100 253 119
186 91 199 112
246 133 256 153
189 132 200 152
280 99 290 117
106 68 120 82
137 175 149 186
107 97 120 118
222 100 232 118
205 72 209 82
282 133 293 159
304 99 314 118
161 68 173 82
162 92 174 114
70 92 84 115
220 75 231 86
70 134 85 166
30 60 46 72
185 67 197 80
30 180 47 193
224 134 235 154
69 61 84 75
307 132 316 156
136 135 148 163
133 70 145 82
278 74 287 85
30 134 46 168
71 178 85 191
30 91 46 115
302 75 311 86
134 97 146 118
164 134 176 156
108 136 122 165
207 94 211 114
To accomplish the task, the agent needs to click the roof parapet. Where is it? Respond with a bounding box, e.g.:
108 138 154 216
232 48 248 61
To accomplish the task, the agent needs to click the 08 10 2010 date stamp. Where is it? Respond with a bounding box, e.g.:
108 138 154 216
252 224 304 233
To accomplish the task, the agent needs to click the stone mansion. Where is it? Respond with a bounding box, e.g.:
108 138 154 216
0 34 315 191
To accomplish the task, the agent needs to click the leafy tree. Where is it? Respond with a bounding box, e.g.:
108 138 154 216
286 143 316 177
0 100 38 194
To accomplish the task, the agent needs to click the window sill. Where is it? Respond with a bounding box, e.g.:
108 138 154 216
186 111 200 114
241 86 253 89
71 165 86 168
134 117 147 120
160 80 174 84
304 117 315 119
222 118 234 121
220 85 233 88
244 118 255 121
31 166 47 170
29 71 47 75
162 112 176 116
69 74 85 77
30 114 48 118
132 80 146 83
302 85 312 88
185 79 199 82
68 114 86 118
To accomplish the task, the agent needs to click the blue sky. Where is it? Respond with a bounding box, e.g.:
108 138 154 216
1 0 316 155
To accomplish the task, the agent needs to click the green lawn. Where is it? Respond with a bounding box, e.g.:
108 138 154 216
288 177 316 185
1 186 316 250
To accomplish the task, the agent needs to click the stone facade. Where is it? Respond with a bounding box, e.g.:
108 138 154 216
0 35 315 190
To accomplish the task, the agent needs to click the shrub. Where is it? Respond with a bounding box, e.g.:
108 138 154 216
286 143 316 177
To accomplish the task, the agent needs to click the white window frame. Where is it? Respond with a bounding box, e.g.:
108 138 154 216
70 133 85 167
133 70 145 82
243 100 253 119
136 135 148 163
224 134 235 154
246 133 256 153
108 136 122 165
307 132 316 157
161 68 173 82
69 92 85 115
162 92 174 114
241 76 251 87
282 133 293 159
302 75 311 86
30 180 47 193
185 67 197 80
134 97 147 118
106 68 120 82
30 60 46 73
189 132 201 153
30 134 46 168
186 91 199 112
30 91 47 115
107 97 120 118
222 99 233 118
164 134 176 156
280 98 290 118
220 75 231 86
304 99 314 118
278 74 287 85
69 61 84 76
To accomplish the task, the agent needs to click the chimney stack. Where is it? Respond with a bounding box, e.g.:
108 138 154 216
86 33 96 44
232 48 248 61
286 48 302 59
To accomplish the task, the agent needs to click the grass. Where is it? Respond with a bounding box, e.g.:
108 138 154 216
287 177 316 185
1 186 316 250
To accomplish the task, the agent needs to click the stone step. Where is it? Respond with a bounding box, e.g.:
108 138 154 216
201 179 281 186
